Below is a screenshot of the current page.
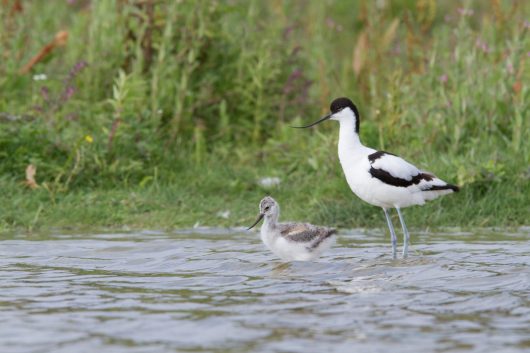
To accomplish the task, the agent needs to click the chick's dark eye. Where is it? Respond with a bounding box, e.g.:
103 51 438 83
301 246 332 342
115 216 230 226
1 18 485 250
264 207 270 211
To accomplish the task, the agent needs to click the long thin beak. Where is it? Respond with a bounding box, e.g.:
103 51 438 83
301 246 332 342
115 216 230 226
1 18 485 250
247 213 264 230
291 113 332 128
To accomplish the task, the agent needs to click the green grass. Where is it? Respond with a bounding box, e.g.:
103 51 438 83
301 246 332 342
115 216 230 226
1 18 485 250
1 154 528 233
0 1 528 232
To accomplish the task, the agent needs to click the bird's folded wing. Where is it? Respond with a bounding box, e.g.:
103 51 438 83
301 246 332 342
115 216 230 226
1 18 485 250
369 152 421 180
280 224 336 245
280 223 325 243
368 151 453 190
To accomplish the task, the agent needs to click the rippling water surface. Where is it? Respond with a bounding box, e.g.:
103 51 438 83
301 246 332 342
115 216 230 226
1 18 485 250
1 228 529 353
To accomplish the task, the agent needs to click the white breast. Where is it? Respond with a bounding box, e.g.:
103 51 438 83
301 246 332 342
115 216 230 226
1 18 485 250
337 143 423 208
338 142 378 199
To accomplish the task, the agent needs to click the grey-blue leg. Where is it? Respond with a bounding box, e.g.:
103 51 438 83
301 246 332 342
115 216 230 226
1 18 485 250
396 207 410 258
383 208 397 259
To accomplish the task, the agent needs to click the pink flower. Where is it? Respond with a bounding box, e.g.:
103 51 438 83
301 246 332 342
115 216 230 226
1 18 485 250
326 18 336 29
475 38 490 53
457 8 474 16
439 74 448 83
506 62 514 75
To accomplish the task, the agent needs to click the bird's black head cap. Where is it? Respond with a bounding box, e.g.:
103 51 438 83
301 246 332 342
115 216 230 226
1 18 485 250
330 97 360 133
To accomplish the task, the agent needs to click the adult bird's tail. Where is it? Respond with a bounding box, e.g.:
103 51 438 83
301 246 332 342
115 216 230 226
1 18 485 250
419 173 459 201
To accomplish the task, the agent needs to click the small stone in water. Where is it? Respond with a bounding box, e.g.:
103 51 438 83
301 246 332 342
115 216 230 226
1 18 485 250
258 177 281 188
216 210 230 219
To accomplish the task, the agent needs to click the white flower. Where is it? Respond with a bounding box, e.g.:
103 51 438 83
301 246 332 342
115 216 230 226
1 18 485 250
32 74 47 81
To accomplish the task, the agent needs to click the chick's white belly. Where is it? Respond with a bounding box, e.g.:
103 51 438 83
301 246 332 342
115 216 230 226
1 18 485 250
260 231 332 261
273 237 314 261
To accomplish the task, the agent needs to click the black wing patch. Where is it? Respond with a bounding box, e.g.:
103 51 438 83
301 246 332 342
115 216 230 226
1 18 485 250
368 151 396 164
421 184 460 192
369 168 434 188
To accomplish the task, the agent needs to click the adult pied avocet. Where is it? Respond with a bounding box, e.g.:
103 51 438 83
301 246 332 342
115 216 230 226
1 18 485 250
294 97 459 259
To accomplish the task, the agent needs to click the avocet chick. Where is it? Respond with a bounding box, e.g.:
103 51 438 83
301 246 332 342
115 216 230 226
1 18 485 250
247 196 336 261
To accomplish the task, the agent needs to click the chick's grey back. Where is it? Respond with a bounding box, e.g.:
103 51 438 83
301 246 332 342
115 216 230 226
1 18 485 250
279 222 336 248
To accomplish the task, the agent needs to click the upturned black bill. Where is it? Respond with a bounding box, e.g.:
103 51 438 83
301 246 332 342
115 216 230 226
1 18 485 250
247 213 265 230
291 113 332 128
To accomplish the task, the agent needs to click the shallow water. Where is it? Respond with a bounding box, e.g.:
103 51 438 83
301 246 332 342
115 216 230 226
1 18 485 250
1 228 529 353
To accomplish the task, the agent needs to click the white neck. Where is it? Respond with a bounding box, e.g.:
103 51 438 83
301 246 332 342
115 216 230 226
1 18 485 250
338 116 363 156
263 213 279 230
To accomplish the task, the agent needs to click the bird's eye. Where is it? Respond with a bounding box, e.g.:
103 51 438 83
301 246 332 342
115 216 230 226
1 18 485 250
264 207 270 211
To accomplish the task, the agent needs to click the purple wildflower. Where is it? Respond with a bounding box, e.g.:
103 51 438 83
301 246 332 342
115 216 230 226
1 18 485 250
439 74 448 83
391 44 401 55
40 86 50 102
65 60 88 83
457 8 474 16
61 86 76 102
283 26 294 40
283 69 303 94
326 18 336 29
475 38 490 53
65 112 79 121
325 18 343 32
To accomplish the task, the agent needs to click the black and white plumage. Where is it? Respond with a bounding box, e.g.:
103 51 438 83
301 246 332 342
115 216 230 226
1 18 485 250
294 97 459 259
247 196 336 261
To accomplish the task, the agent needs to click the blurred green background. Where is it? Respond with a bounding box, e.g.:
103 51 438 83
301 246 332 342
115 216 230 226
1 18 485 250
0 0 528 231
